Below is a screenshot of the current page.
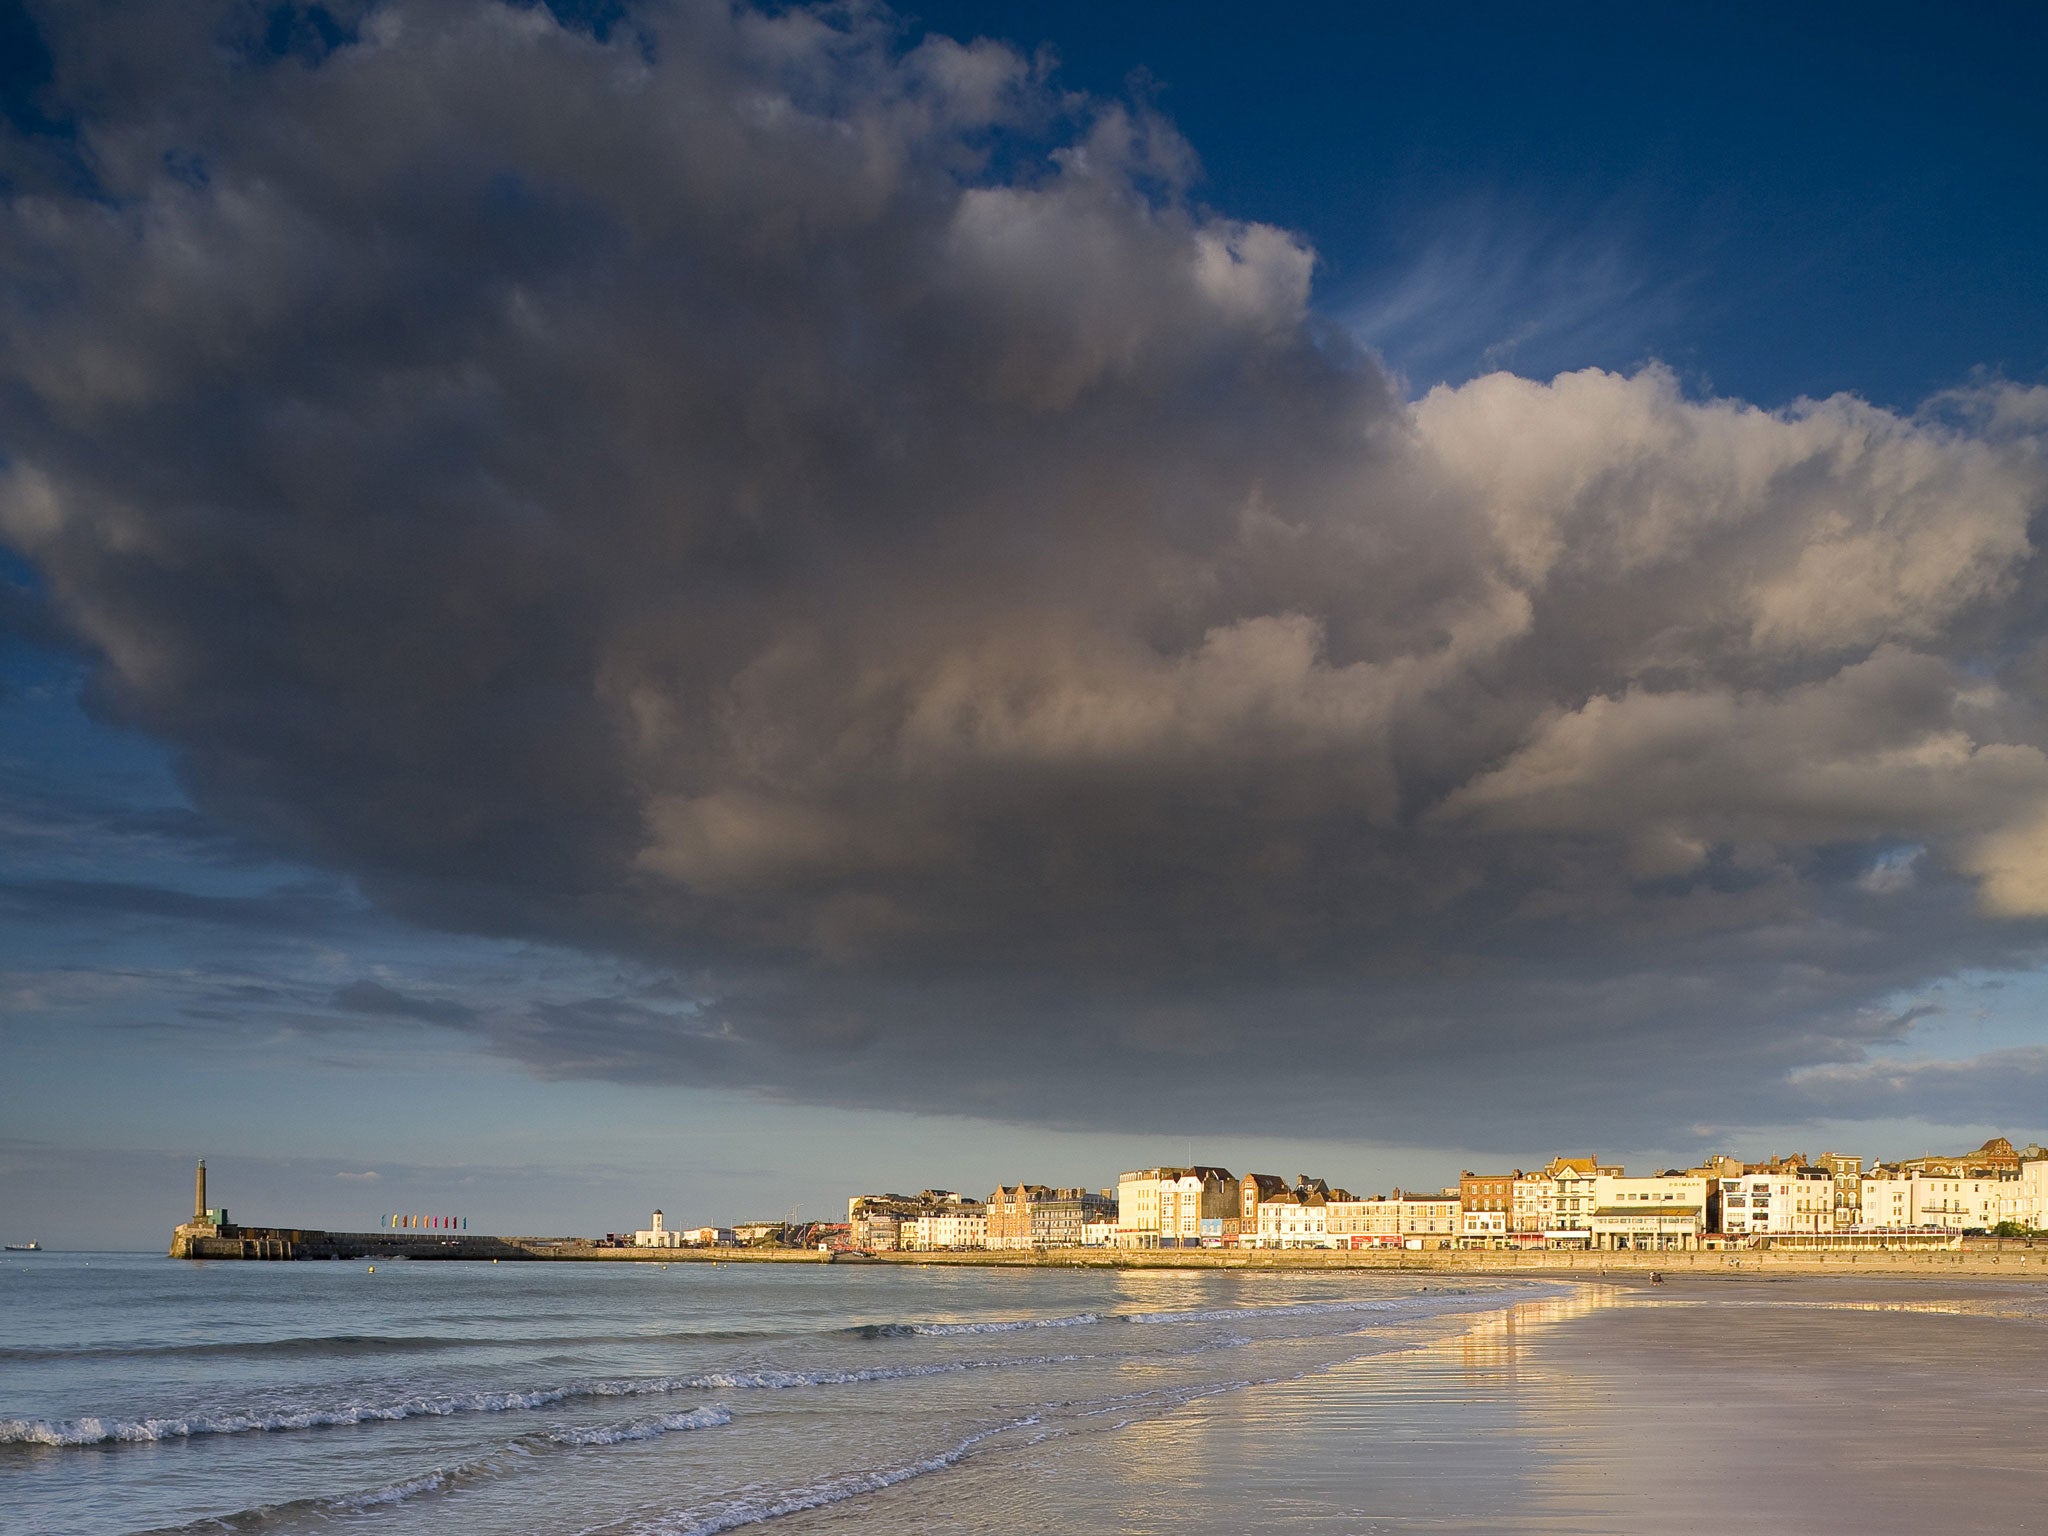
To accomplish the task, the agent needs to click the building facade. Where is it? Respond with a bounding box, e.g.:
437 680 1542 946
1718 1169 1836 1237
632 1209 680 1248
1253 1188 1332 1247
1117 1166 1241 1247
2000 1159 2048 1231
1511 1173 1557 1235
1588 1174 1707 1250
1239 1173 1292 1237
987 1185 1114 1249
1459 1172 1514 1245
1324 1192 1459 1248
907 1209 988 1250
1860 1171 2012 1232
1547 1159 1613 1240
1813 1152 1865 1228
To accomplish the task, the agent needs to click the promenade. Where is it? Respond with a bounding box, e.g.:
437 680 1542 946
540 1241 2048 1279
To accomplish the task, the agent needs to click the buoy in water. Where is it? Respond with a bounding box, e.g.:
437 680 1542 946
367 1266 375 1274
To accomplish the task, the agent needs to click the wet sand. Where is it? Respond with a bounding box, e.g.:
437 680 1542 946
1245 1276 2048 1534
1494 1279 2048 1532
875 1276 2048 1534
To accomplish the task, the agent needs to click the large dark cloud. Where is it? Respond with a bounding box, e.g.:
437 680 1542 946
3 0 2048 1150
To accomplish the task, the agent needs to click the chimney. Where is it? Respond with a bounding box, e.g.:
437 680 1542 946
194 1159 207 1223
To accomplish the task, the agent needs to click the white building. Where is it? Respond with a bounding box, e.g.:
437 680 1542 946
1860 1172 2011 1232
907 1210 988 1250
1719 1169 1836 1237
633 1209 682 1248
1080 1218 1119 1248
1253 1190 1334 1248
1460 1206 1508 1243
1588 1174 1707 1250
1860 1174 1911 1230
1116 1166 1238 1248
1912 1175 2011 1232
1511 1173 1557 1235
2002 1160 2048 1231
683 1226 735 1246
1550 1164 1601 1239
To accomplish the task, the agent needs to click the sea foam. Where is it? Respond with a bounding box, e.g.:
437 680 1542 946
623 1416 1039 1536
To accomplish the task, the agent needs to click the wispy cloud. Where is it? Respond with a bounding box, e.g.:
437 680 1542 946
1339 195 1696 391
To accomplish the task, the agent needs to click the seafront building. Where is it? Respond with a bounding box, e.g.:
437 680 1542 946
1239 1173 1293 1235
1544 1158 1622 1242
1324 1191 1459 1248
1246 1179 1363 1248
1586 1173 1710 1250
633 1210 682 1248
1718 1167 1836 1237
1459 1172 1514 1244
1116 1166 1241 1248
827 1137 2046 1254
2003 1159 2048 1230
1814 1152 1865 1227
1251 1185 1329 1247
1859 1170 2009 1233
849 1190 985 1250
1511 1171 1557 1235
986 1186 1114 1249
908 1207 988 1250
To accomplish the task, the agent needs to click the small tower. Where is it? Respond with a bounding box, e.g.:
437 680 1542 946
194 1159 208 1224
652 1208 665 1235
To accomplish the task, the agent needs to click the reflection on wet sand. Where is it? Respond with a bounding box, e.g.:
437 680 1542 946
1348 1279 2048 1535
906 1278 2048 1535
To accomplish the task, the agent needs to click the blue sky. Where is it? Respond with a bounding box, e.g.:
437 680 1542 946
913 0 2047 408
2 0 2046 1249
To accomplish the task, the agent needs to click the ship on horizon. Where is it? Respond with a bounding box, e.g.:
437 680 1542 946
4 1240 41 1252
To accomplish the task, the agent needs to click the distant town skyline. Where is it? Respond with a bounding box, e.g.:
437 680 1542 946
3 1 2047 1251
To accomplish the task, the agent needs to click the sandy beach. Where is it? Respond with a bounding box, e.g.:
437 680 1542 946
871 1274 2048 1535
1484 1279 2048 1531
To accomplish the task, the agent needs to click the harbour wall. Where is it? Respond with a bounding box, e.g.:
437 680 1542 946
170 1223 542 1260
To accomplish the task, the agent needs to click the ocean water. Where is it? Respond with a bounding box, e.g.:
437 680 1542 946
0 1252 1565 1535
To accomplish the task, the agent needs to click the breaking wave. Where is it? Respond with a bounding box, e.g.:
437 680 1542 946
0 1326 781 1366
548 1405 734 1447
851 1287 1514 1340
618 1416 1038 1536
0 1354 1077 1447
136 1407 732 1533
893 1312 1104 1336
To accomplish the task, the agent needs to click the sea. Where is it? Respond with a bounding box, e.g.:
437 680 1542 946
0 1251 1575 1535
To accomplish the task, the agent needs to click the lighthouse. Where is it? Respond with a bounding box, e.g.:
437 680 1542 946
194 1159 208 1224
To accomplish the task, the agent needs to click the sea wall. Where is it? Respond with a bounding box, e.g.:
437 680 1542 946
534 1243 2048 1278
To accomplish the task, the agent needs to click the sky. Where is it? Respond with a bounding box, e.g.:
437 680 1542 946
2 0 2047 1249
